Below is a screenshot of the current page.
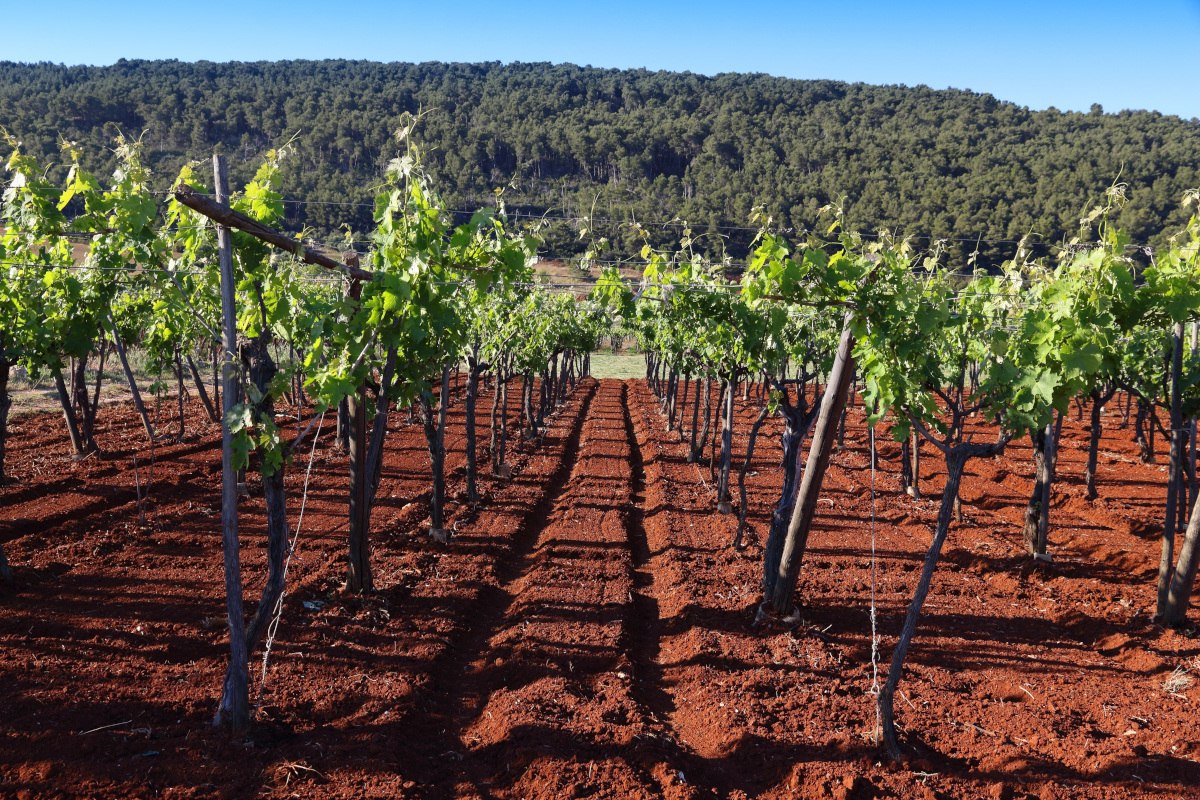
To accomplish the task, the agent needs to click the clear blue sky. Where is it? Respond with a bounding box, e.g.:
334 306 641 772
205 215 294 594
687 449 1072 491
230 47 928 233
7 0 1200 120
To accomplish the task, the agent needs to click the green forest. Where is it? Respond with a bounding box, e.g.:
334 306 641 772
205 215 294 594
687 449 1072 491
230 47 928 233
2 58 1198 266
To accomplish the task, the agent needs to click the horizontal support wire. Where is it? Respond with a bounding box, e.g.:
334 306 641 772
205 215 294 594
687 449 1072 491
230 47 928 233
4 182 1178 251
0 261 1092 313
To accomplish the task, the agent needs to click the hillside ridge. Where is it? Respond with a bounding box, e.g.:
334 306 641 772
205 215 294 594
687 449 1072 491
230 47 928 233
2 59 1198 265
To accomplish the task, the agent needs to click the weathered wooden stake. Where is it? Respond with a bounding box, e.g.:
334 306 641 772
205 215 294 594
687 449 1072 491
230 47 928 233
765 313 856 614
212 154 249 729
1159 321 1185 617
345 278 372 594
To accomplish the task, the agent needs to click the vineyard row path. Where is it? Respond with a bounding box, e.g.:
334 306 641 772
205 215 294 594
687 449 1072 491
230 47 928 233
2 377 1199 799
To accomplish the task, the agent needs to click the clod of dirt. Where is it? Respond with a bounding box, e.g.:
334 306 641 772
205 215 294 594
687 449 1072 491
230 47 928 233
984 680 1028 703
987 783 1014 800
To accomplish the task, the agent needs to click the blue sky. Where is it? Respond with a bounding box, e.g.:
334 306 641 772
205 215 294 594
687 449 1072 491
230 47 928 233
6 0 1199 119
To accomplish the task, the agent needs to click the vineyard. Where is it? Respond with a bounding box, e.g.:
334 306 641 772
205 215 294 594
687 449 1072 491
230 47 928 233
1 127 1199 799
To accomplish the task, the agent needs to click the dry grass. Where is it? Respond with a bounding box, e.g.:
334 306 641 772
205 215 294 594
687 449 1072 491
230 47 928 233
1162 657 1199 694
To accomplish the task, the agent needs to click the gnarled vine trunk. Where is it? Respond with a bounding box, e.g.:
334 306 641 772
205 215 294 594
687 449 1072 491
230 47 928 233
689 378 713 463
665 366 677 430
765 315 856 613
717 373 736 510
762 390 819 593
0 352 10 581
1023 413 1063 555
420 365 452 538
678 372 690 437
346 378 371 593
734 402 769 548
345 346 398 594
1159 321 1186 617
0 354 10 484
107 313 154 443
465 341 486 503
186 352 219 423
498 368 509 473
1134 401 1151 462
1084 389 1116 500
1023 427 1048 554
688 373 701 451
879 445 973 758
239 333 290 655
53 370 88 457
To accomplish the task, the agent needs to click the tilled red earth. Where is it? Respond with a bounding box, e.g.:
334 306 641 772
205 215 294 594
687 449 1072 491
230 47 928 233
0 378 1197 799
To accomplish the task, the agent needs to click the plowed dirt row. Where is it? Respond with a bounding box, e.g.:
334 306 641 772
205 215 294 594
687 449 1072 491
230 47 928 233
432 380 692 798
0 378 594 799
627 380 1199 799
1 377 1199 800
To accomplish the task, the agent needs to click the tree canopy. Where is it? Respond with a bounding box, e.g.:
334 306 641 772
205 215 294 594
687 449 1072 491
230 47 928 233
2 58 1197 266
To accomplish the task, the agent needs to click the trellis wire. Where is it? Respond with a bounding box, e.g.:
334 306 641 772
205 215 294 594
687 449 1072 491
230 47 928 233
868 416 881 741
6 181 1179 252
255 408 326 710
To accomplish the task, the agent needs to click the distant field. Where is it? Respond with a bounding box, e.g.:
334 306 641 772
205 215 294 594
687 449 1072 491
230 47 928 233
587 353 644 380
10 352 645 416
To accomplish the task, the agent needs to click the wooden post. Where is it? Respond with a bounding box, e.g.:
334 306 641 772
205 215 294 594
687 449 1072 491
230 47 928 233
85 338 108 444
717 371 735 512
765 313 857 614
0 353 10 485
172 183 372 282
908 428 921 499
174 344 186 442
345 274 372 594
1191 322 1198 513
878 441 1013 758
497 365 510 476
1159 321 1185 618
212 154 249 729
431 364 451 538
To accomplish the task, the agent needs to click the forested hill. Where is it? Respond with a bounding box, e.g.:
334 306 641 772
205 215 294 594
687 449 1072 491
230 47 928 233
2 59 1198 265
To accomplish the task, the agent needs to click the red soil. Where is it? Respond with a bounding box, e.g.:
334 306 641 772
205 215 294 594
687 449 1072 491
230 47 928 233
0 379 1197 799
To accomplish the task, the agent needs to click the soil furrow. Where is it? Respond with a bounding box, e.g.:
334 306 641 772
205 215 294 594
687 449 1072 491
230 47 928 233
620 381 674 729
445 381 695 799
357 379 600 796
408 379 600 793
627 379 796 794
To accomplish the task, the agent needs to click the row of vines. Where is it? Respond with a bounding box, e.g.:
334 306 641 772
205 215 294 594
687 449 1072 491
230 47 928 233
0 121 608 727
593 188 1200 756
